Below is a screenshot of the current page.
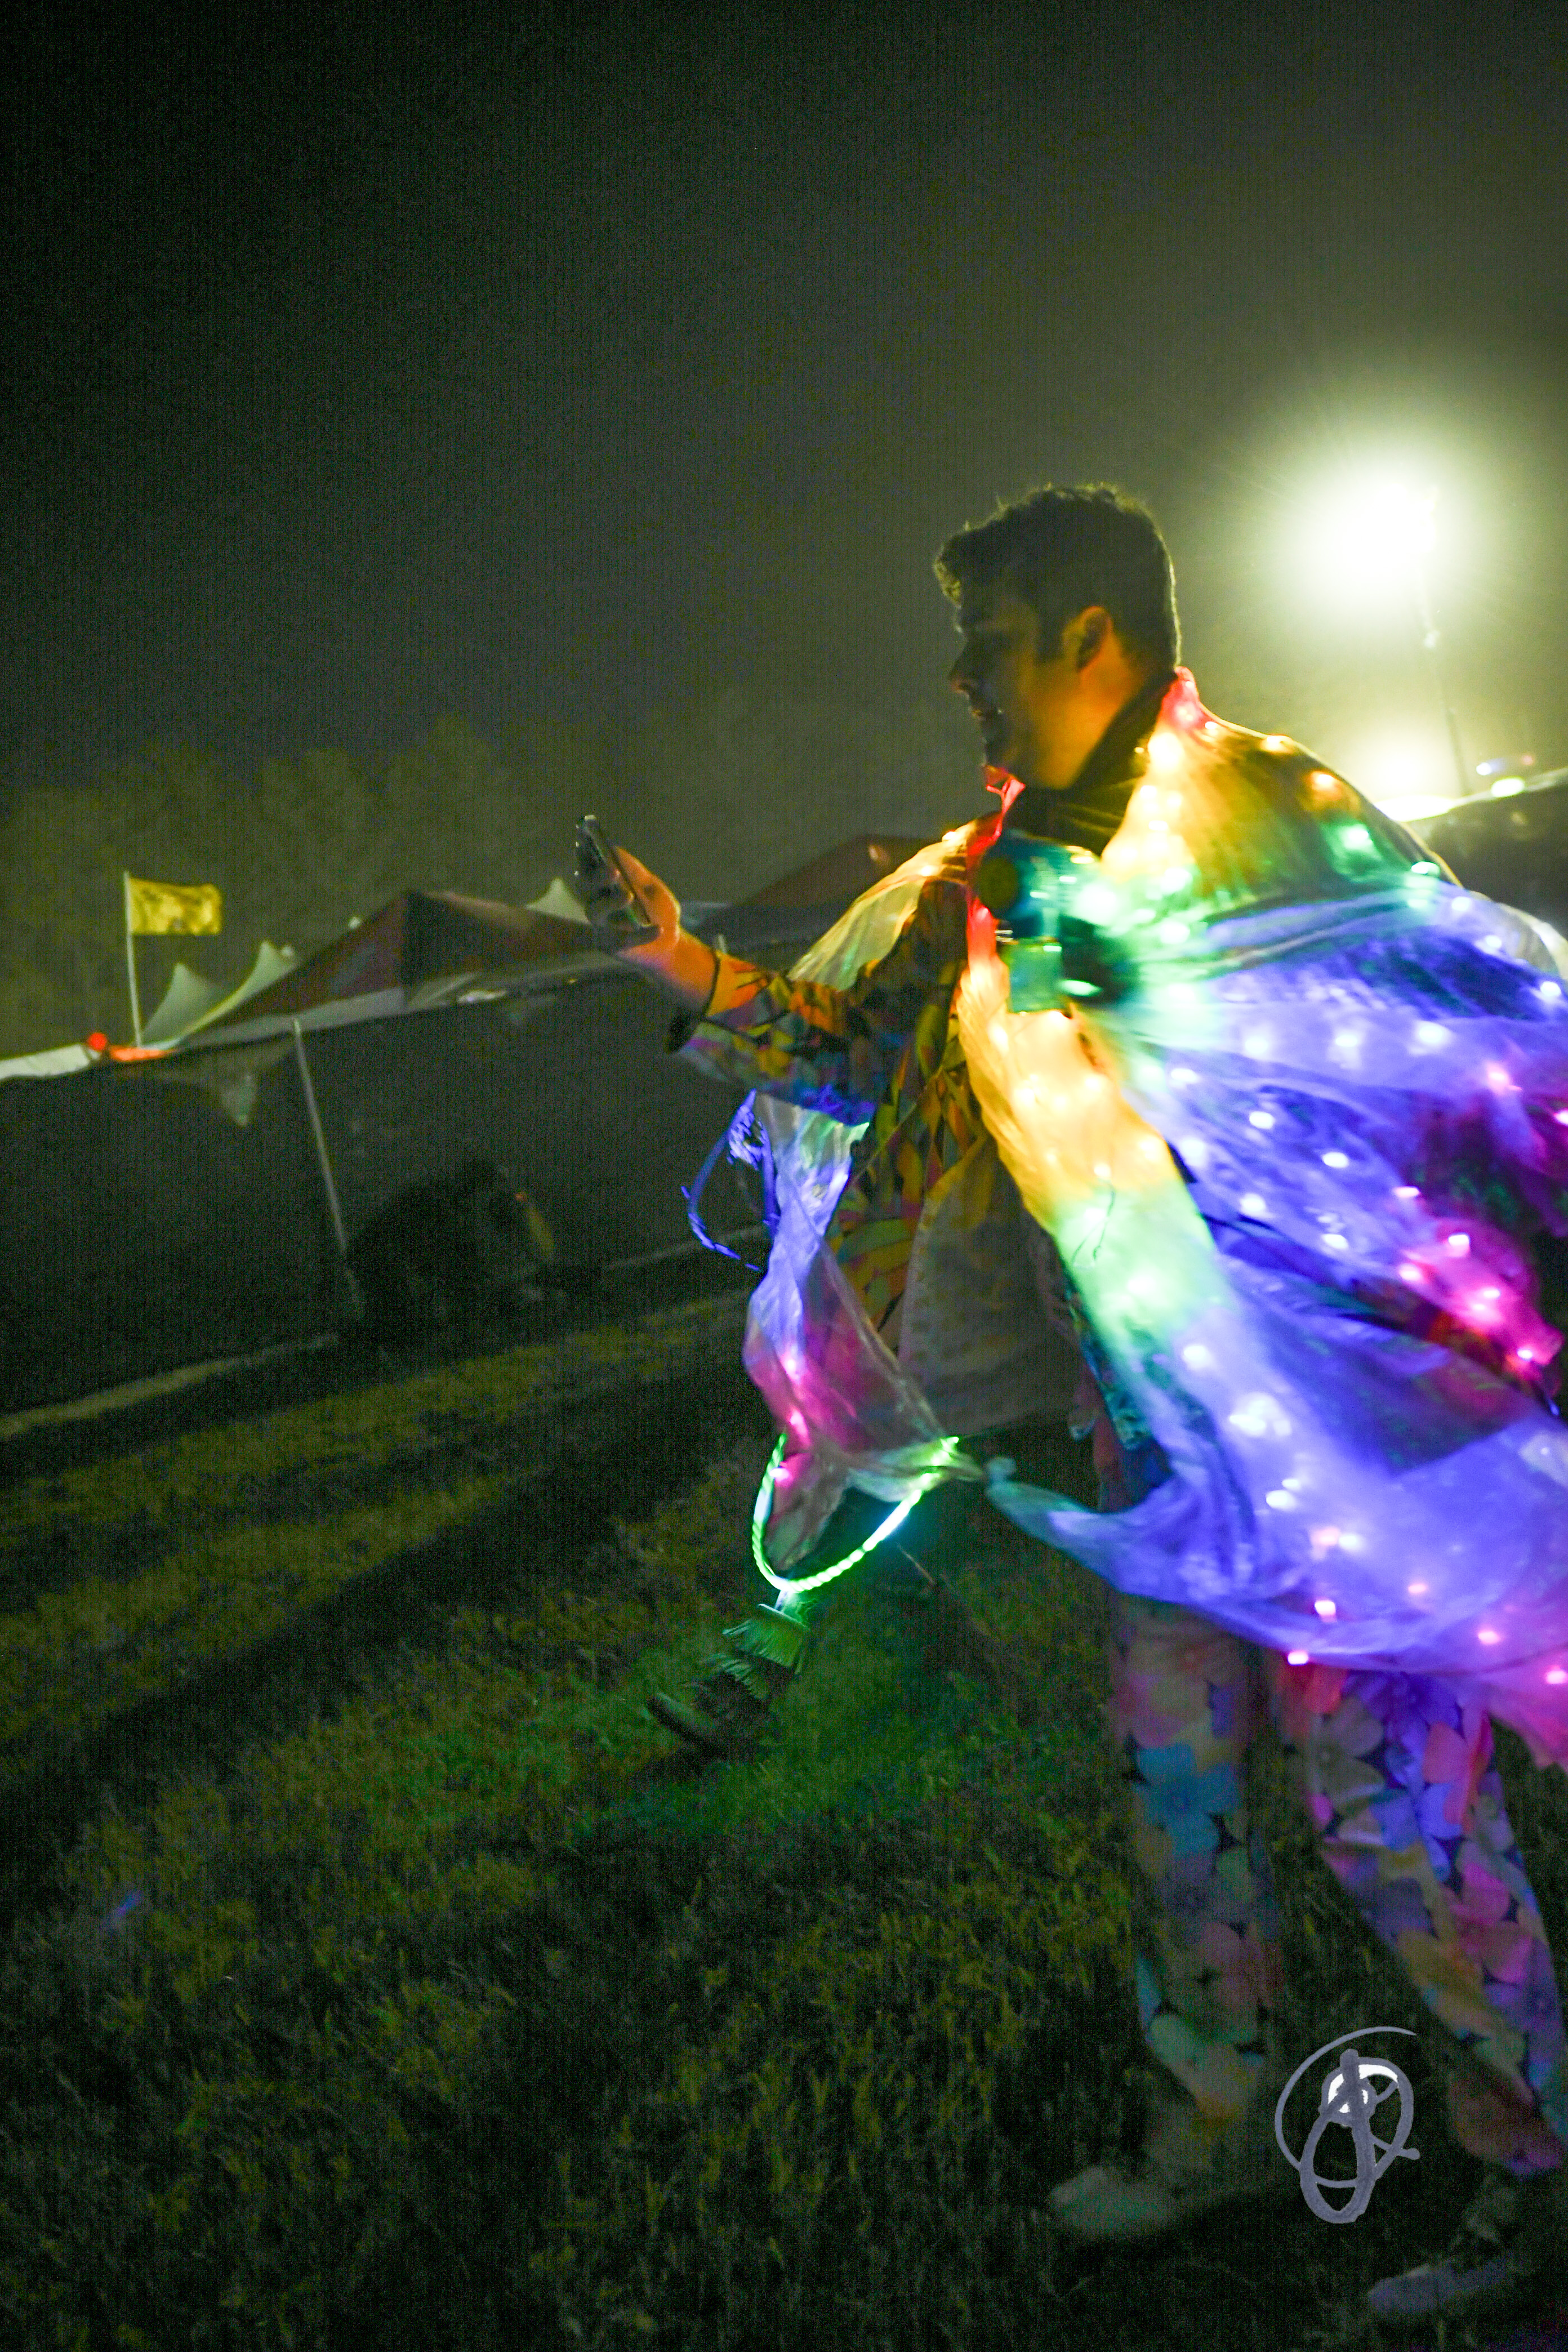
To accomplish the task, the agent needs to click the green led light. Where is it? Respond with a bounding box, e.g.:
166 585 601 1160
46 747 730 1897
749 1435 924 1602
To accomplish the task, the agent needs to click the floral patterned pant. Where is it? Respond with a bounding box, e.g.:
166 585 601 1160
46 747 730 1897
1112 1592 1568 2176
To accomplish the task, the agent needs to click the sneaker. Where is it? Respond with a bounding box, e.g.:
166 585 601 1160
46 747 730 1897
647 1642 796 1760
1048 2081 1293 2244
1366 2165 1566 2331
647 1672 768 1759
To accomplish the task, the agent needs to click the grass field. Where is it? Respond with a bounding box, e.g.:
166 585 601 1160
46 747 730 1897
4 1285 1568 2352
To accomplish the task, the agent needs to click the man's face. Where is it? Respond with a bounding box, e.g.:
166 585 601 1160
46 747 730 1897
948 581 1096 790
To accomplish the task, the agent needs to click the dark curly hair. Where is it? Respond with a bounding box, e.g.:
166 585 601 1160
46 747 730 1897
934 483 1180 671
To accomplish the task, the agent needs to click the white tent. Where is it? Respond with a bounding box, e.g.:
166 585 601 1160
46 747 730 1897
524 877 589 924
141 942 299 1046
0 1041 95 1082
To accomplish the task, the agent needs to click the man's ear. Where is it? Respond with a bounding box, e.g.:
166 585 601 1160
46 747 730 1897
1073 607 1111 671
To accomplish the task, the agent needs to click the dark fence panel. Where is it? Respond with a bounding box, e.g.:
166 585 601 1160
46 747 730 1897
300 973 756 1268
0 970 756 1414
0 1053 329 1414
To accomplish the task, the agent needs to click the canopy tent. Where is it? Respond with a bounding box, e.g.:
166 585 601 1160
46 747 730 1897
176 849 932 1047
212 889 591 1029
0 834 977 1083
141 940 300 1046
737 832 931 907
524 877 590 925
0 1041 95 1082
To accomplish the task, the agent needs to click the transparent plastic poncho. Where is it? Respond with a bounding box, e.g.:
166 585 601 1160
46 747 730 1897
733 672 1568 1765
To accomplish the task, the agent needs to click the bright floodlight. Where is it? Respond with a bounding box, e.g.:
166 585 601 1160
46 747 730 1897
1302 478 1440 607
1348 729 1456 823
1295 467 1469 796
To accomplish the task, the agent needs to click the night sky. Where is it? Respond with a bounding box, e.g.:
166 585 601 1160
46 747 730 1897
6 0 1567 819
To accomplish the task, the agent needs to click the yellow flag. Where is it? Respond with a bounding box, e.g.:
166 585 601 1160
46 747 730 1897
125 875 222 935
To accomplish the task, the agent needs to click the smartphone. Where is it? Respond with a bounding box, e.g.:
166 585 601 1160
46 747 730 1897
576 815 660 947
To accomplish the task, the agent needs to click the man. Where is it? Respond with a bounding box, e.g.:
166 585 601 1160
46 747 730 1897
581 485 1568 2327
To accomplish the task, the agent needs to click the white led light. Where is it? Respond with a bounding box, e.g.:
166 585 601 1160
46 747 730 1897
1240 1192 1268 1217
1181 1342 1215 1370
1230 1392 1292 1437
1075 885 1119 924
1322 1150 1349 1168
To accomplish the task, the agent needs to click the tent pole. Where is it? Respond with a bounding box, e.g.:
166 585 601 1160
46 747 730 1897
289 1019 366 1334
291 1018 348 1257
123 871 143 1047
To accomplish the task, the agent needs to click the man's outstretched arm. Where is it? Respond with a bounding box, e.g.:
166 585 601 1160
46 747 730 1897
580 844 961 1124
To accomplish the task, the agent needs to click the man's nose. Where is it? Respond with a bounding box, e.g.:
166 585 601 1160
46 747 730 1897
948 652 974 694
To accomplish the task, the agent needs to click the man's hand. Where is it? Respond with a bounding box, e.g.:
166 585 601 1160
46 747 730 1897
574 841 719 1012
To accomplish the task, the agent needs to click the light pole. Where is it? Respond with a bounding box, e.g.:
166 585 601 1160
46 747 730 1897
1400 488 1470 801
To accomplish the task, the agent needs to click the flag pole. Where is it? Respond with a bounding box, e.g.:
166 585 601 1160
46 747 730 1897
122 871 143 1046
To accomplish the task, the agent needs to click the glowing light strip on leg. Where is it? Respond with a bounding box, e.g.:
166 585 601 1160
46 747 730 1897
750 1435 920 1605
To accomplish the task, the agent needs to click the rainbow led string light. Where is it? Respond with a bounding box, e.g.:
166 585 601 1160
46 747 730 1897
960 675 1568 1765
723 670 1568 1767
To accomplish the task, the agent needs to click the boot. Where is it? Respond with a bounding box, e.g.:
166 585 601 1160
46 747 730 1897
647 1605 807 1760
1365 2161 1568 2331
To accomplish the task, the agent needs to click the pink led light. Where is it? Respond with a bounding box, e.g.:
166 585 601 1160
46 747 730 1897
1286 1650 1309 1665
1478 1628 1502 1645
1548 1669 1568 1686
1398 1262 1424 1283
1314 1597 1337 1619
